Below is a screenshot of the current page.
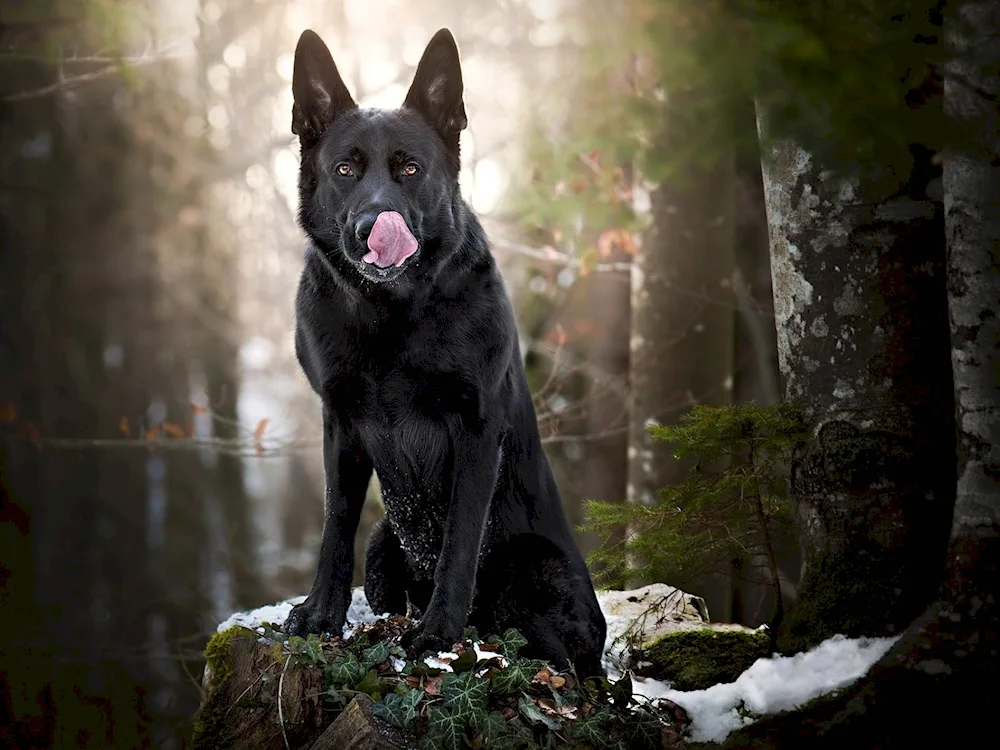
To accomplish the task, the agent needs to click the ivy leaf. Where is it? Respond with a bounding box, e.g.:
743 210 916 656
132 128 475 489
490 659 545 694
422 706 464 750
610 671 634 709
325 652 365 687
361 641 390 669
571 708 611 745
405 660 444 677
625 709 665 750
442 671 489 729
474 710 509 744
372 693 407 729
450 647 478 674
517 694 560 731
400 686 424 722
354 668 384 700
304 634 326 664
373 688 423 729
462 625 480 641
286 635 306 654
497 629 529 657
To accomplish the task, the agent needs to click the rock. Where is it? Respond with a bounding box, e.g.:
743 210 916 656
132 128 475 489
634 628 773 691
599 583 711 651
599 582 772 690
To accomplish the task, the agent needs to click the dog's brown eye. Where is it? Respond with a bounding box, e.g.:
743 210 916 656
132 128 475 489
403 162 419 176
336 163 353 176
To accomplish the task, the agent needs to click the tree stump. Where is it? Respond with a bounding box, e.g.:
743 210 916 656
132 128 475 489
311 694 408 750
191 628 327 750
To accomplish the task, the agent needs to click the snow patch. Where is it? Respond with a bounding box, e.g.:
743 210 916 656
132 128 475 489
631 634 898 743
216 587 387 639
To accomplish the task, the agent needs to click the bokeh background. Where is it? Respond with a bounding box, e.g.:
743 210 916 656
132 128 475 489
1 0 786 746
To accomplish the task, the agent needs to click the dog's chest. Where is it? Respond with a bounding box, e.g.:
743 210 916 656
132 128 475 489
346 367 459 578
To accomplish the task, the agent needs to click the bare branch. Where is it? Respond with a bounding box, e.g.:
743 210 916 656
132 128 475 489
491 237 633 273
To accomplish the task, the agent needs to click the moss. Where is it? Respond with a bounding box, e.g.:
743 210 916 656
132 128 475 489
776 546 931 655
190 627 252 750
638 628 772 691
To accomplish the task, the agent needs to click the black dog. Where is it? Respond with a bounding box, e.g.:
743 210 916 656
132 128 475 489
282 27 606 677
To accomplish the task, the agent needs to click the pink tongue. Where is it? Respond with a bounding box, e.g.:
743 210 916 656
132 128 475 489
362 211 418 268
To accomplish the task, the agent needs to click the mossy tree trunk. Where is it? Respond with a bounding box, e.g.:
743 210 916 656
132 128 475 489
722 16 999 736
756 118 957 653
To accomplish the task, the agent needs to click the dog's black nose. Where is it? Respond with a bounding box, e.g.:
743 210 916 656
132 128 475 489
354 211 379 243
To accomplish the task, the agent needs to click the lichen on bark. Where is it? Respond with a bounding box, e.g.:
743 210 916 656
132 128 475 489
757 122 956 651
943 0 1000 539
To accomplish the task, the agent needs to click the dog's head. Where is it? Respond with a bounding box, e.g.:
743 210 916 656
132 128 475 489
291 28 469 287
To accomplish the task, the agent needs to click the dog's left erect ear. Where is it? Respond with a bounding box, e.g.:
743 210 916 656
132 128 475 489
404 29 468 151
292 30 357 148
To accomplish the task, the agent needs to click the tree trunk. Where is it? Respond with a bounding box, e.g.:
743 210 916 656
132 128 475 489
942 0 1000 550
757 120 956 653
719 11 997 743
582 232 631 560
628 91 737 616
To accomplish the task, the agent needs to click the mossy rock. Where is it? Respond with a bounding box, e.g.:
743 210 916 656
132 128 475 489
633 627 772 691
191 627 327 750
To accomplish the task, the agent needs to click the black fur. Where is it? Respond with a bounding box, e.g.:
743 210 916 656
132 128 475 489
281 28 606 677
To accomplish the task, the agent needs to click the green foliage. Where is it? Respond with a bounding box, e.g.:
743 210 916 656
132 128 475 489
512 0 957 261
638 0 952 187
1 0 137 67
252 621 679 749
487 628 531 657
584 402 806 599
491 659 547 695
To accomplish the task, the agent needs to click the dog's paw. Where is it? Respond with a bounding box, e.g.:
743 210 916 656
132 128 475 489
400 622 455 659
282 599 345 637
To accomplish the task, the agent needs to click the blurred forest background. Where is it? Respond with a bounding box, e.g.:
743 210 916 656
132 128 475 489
2 0 964 746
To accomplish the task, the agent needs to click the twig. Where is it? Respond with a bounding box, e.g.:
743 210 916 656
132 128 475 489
178 647 208 704
226 675 263 717
2 433 320 458
278 655 292 750
491 237 633 273
1 41 188 102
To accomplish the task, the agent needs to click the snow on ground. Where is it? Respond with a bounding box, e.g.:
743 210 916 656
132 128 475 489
217 587 898 744
216 587 382 638
629 634 898 742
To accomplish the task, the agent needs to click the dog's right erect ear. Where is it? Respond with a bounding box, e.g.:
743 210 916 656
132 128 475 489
292 30 356 148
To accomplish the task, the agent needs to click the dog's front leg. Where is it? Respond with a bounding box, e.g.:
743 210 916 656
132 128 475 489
284 408 372 636
403 430 500 656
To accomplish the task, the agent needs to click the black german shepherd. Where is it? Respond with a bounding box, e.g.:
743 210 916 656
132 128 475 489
282 27 606 677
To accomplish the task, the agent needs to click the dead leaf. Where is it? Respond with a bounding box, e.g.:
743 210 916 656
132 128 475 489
534 666 553 684
252 418 269 440
549 675 566 689
423 675 443 695
598 228 638 258
145 425 160 440
119 416 130 438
